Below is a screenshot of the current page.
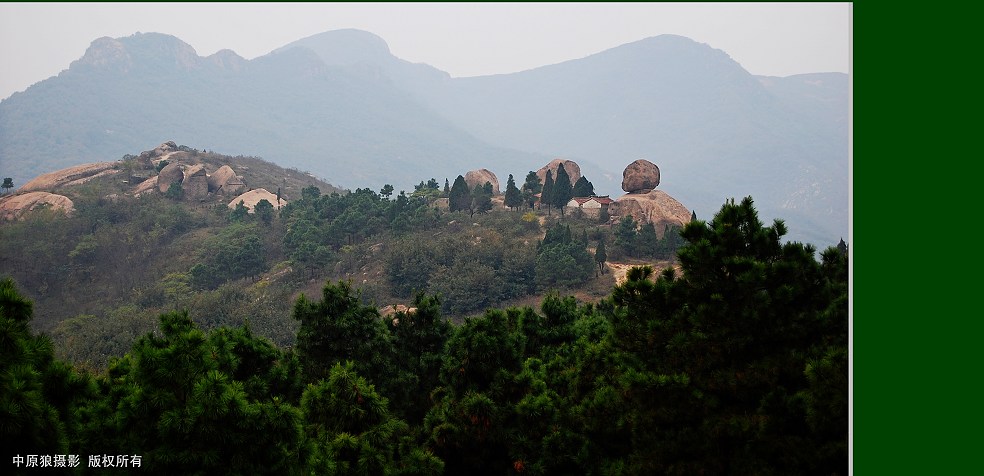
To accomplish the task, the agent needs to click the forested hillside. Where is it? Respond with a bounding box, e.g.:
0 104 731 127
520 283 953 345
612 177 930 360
1 147 690 372
1 196 848 474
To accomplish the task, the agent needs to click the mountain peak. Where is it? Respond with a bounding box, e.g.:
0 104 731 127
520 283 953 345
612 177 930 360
72 32 201 72
275 29 392 66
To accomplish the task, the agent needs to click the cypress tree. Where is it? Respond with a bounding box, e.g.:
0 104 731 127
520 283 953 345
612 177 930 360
504 174 522 210
572 175 595 197
449 175 470 213
541 170 554 215
595 238 607 274
552 164 574 216
522 171 542 210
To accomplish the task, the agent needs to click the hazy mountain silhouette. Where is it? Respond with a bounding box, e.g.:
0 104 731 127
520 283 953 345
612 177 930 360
0 32 544 194
0 31 848 245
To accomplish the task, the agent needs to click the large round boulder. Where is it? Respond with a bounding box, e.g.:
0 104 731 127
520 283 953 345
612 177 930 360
622 159 661 193
464 169 500 195
157 162 185 193
536 159 581 187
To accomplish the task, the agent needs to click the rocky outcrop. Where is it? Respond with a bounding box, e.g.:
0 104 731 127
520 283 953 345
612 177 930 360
207 165 246 195
139 141 178 160
0 192 75 220
611 190 691 238
182 164 209 200
227 188 286 212
18 162 119 192
536 159 581 187
464 169 500 195
132 176 159 196
157 162 184 193
622 159 661 193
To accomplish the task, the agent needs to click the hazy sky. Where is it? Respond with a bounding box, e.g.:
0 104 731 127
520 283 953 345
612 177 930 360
0 2 851 101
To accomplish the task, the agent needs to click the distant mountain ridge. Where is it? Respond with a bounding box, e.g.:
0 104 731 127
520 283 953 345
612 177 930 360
0 30 848 246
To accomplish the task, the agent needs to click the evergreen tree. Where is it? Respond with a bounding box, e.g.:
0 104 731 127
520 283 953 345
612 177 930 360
572 175 595 197
443 178 451 198
541 170 554 215
607 196 849 474
386 293 452 424
472 181 494 215
254 198 275 225
449 175 471 213
1 177 12 194
74 311 303 474
229 199 249 222
552 164 574 216
504 174 522 210
301 185 322 201
1 278 93 458
595 238 608 274
613 214 638 257
302 362 442 475
380 184 395 199
292 281 396 390
521 171 542 210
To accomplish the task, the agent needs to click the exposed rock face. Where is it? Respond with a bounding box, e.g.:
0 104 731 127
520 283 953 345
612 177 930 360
0 192 75 220
611 190 691 238
182 164 209 200
228 188 286 212
132 176 159 196
622 159 661 193
536 159 581 187
207 165 246 195
157 162 184 193
464 169 500 195
18 162 119 192
140 141 178 160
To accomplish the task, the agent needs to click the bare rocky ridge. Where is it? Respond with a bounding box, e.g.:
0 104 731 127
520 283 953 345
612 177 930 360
536 159 581 186
621 159 661 193
464 169 500 195
18 162 120 193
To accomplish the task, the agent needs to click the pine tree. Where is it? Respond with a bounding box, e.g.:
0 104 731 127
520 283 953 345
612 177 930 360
443 178 451 198
608 196 849 474
1 177 12 194
292 281 396 389
504 174 522 210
